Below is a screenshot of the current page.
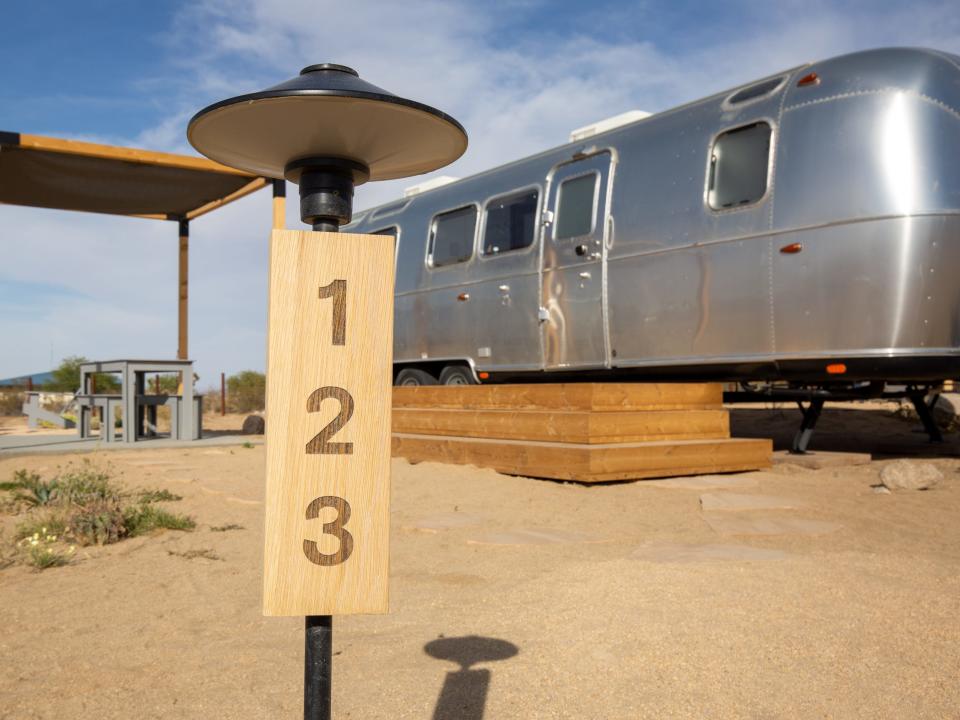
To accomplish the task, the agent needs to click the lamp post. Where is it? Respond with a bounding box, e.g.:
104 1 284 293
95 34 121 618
188 65 466 720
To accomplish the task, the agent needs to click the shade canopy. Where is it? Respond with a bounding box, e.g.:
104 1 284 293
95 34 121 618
0 131 267 220
187 64 468 183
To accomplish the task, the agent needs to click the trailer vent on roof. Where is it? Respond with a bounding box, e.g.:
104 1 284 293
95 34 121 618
723 76 787 108
569 110 651 142
369 199 411 219
403 175 460 198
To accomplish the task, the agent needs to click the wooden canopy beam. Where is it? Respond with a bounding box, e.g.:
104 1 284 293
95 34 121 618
16 132 253 176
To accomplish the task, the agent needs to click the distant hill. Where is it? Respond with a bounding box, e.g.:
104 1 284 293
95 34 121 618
0 371 55 387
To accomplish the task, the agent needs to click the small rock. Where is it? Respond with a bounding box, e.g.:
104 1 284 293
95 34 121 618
880 460 942 491
933 393 960 427
871 485 891 494
241 414 265 435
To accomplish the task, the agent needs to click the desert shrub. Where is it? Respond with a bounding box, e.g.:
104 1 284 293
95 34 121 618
70 499 129 545
44 356 87 392
2 463 195 563
0 390 24 416
226 371 265 413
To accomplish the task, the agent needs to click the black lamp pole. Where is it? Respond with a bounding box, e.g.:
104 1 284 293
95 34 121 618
295 158 361 720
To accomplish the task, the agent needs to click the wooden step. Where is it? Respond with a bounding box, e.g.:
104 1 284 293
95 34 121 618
392 383 722 412
392 434 772 483
392 407 730 443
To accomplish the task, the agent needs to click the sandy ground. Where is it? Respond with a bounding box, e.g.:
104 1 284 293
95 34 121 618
1 404 958 719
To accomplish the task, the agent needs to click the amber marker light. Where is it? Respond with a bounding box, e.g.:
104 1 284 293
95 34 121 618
479 372 490 380
797 72 820 87
826 363 847 375
780 242 803 254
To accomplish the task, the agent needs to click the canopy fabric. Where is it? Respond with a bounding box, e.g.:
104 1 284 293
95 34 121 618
0 131 266 220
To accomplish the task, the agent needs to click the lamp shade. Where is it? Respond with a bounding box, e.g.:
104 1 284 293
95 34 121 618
187 64 467 183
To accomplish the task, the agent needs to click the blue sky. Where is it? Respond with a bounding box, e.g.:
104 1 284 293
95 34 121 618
2 0 959 387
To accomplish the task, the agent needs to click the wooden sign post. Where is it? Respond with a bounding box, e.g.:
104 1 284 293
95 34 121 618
264 228 394 618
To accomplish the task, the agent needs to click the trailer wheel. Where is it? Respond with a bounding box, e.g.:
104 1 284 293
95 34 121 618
439 365 477 385
395 368 438 386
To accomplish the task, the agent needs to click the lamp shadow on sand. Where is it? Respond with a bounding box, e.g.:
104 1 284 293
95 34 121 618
424 635 519 720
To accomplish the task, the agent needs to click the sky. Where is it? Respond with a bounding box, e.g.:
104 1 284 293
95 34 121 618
2 0 959 388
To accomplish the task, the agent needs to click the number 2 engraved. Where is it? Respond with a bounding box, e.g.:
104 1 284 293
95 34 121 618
303 496 354 566
306 386 354 454
318 279 347 346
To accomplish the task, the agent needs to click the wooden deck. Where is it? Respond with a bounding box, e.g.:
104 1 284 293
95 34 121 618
391 383 771 483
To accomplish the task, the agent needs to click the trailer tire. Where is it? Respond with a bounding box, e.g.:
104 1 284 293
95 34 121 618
439 365 477 385
395 368 438 386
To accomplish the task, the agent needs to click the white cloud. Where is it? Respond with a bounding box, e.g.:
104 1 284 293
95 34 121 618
3 0 959 379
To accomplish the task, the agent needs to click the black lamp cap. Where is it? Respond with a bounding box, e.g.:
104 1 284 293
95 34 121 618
192 65 464 137
187 63 468 181
300 63 358 76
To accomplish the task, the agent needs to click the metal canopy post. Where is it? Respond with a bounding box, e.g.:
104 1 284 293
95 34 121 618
177 219 189 361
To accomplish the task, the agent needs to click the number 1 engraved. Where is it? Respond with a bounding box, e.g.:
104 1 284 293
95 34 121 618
303 495 354 566
318 279 347 346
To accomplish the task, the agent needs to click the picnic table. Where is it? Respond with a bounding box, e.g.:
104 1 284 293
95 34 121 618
76 360 202 443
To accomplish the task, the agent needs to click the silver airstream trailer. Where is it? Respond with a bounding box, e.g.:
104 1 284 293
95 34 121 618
346 47 960 421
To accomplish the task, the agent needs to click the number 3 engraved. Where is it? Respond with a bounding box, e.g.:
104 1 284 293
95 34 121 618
303 496 354 566
306 386 354 454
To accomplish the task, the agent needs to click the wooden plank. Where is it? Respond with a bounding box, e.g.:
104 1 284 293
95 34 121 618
392 407 729 443
392 383 722 411
18 132 255 176
392 433 771 483
263 230 394 616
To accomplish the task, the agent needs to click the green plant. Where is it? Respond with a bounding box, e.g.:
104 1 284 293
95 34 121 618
167 548 221 561
55 462 115 505
4 463 195 555
17 529 75 570
15 514 67 541
137 489 182 504
9 470 60 507
0 390 24 417
226 370 266 413
125 505 196 536
242 441 254 449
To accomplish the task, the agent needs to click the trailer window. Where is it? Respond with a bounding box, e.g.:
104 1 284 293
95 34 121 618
429 206 476 267
482 189 539 256
555 174 597 239
708 122 772 209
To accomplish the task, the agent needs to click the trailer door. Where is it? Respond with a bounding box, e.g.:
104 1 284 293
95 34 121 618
541 152 612 369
